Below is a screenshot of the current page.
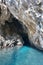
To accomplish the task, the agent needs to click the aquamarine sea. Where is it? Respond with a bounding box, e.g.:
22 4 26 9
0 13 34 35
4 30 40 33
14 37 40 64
0 46 43 65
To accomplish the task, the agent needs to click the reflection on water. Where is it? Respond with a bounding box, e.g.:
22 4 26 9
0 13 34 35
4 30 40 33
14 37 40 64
0 46 43 65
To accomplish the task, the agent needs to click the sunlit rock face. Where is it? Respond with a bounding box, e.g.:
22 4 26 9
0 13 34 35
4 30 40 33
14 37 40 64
0 3 10 25
0 0 43 50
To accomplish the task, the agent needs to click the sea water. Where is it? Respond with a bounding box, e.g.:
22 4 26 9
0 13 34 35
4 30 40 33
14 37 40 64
0 46 43 65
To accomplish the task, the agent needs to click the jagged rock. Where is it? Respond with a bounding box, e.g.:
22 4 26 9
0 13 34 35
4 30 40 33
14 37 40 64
0 0 43 50
5 0 43 50
0 2 24 48
0 3 10 25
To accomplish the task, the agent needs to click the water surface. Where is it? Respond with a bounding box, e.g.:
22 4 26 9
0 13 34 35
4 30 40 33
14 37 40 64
0 46 43 65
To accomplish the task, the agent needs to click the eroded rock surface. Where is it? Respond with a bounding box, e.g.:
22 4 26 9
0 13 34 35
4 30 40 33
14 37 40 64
5 0 43 50
0 0 43 50
0 3 25 48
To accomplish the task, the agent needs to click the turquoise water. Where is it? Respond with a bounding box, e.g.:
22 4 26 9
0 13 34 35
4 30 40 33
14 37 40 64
0 46 43 65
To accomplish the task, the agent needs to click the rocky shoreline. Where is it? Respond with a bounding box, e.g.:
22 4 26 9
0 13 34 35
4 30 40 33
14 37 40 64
0 0 43 50
0 35 23 49
6 0 43 50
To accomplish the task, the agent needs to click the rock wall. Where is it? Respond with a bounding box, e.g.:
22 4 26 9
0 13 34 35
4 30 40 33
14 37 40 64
0 0 43 50
0 3 26 48
5 0 43 50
